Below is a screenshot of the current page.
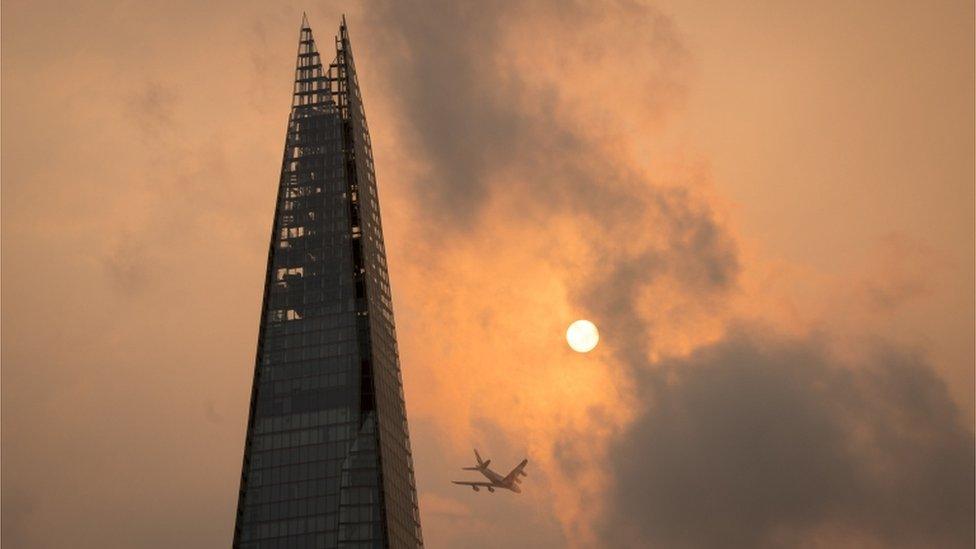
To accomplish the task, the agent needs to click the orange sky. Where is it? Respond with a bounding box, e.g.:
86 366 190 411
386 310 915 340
2 1 973 547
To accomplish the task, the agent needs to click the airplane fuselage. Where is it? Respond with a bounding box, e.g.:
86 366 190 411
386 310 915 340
476 466 521 493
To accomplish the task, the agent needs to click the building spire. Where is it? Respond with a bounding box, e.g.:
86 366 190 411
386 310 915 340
293 15 328 109
234 14 424 548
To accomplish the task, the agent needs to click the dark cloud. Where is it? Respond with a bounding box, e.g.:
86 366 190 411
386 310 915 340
358 0 741 346
360 0 742 366
362 0 525 225
359 5 762 546
600 329 975 548
361 0 691 230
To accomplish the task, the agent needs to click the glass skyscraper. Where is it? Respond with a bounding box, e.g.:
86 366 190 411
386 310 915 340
233 16 423 549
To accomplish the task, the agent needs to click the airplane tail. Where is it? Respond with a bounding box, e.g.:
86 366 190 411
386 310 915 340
471 449 490 469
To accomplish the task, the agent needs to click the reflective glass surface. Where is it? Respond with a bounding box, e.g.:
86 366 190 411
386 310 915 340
234 20 422 549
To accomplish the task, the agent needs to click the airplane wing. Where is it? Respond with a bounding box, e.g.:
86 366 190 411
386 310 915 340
502 459 529 484
451 481 494 487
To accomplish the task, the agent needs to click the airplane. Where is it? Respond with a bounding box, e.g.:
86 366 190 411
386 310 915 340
452 449 528 493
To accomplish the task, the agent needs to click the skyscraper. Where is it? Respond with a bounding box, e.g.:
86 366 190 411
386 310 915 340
233 16 424 549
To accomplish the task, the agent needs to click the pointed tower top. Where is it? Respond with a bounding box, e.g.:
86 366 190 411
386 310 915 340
339 13 351 43
292 14 330 110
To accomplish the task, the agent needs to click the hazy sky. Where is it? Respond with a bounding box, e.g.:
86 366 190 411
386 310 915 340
2 1 973 547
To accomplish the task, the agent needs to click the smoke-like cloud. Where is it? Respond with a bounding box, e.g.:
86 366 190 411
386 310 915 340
361 0 693 228
356 2 974 547
598 329 974 548
357 1 747 543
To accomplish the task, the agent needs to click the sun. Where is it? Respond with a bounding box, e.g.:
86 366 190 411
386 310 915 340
566 320 599 353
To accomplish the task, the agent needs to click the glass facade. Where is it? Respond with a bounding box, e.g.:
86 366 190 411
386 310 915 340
233 17 423 549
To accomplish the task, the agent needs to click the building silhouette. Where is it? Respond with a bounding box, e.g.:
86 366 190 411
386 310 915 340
233 16 423 549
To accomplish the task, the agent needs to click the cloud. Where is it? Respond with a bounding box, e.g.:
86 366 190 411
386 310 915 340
361 0 692 230
358 1 743 543
599 328 975 548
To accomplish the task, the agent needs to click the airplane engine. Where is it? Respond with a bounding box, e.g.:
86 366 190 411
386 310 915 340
520 471 527 477
472 486 479 492
487 486 495 493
